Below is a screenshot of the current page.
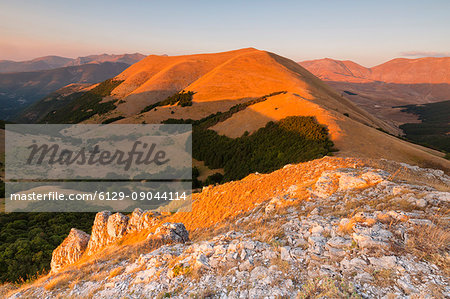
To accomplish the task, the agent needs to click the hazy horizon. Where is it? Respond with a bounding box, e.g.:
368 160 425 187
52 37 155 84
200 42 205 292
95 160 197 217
1 0 449 67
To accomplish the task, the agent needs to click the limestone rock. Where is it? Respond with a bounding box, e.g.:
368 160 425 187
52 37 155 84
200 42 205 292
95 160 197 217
86 211 130 256
50 228 90 274
107 213 129 239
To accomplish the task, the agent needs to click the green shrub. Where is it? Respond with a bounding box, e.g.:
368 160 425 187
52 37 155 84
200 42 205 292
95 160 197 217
101 116 125 124
141 91 195 113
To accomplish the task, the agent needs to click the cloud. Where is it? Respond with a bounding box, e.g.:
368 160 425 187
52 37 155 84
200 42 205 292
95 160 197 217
400 51 450 58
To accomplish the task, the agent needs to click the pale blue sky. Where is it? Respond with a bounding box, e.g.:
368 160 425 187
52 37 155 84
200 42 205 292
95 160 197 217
1 0 449 66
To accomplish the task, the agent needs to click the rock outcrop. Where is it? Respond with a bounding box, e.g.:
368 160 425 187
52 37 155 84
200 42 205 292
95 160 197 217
50 229 90 274
50 209 187 274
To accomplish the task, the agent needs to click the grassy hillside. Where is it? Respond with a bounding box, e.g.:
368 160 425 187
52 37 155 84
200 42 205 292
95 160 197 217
192 116 334 181
40 79 123 123
15 87 87 123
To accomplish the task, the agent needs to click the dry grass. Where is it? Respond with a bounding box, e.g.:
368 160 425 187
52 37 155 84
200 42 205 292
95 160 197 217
296 276 361 299
44 272 74 291
253 220 286 245
338 211 377 235
405 223 450 273
108 266 125 279
270 257 291 273
0 283 18 298
371 269 397 288
85 285 105 299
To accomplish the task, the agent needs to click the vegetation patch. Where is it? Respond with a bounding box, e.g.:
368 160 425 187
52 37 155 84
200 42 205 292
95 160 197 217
404 223 450 273
101 116 125 124
396 100 450 153
0 213 95 283
40 79 123 124
140 90 195 113
297 276 360 298
192 116 334 182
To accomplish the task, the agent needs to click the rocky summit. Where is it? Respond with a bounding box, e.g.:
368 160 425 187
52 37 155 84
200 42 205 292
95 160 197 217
2 157 449 298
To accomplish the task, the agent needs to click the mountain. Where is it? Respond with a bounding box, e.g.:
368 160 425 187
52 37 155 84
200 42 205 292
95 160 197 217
299 57 450 137
40 48 449 172
300 57 450 84
0 53 146 73
2 157 449 298
370 57 450 84
0 56 74 73
0 62 134 120
299 58 372 83
64 53 147 67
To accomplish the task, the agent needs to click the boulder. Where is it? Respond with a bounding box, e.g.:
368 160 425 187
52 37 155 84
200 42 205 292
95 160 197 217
50 228 90 274
152 223 190 243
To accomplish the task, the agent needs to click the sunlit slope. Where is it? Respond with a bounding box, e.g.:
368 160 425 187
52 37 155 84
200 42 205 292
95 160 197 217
85 48 448 170
210 92 448 171
110 48 390 129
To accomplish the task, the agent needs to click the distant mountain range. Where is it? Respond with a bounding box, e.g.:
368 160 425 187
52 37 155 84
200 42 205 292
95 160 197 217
0 54 147 120
299 57 450 84
299 57 450 129
0 53 146 73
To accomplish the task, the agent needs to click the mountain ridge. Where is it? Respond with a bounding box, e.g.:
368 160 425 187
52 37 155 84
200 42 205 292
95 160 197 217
0 53 146 73
0 62 132 120
299 56 450 84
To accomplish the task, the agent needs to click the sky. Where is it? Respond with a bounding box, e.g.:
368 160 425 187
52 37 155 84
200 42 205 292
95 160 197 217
1 0 449 67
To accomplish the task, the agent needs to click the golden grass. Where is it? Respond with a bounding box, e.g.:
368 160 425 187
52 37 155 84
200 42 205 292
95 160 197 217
296 276 361 299
44 272 74 291
108 266 125 279
338 210 377 235
371 269 397 288
405 223 450 274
